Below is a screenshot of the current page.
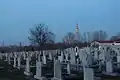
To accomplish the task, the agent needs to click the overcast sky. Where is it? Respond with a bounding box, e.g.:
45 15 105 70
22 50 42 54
0 0 120 45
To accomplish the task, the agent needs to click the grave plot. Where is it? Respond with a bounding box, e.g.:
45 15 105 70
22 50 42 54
1 45 120 80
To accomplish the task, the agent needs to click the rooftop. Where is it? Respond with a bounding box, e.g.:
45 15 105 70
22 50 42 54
94 40 120 43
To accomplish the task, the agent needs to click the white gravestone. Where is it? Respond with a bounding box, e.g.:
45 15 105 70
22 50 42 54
23 53 26 60
105 48 113 73
38 54 41 61
0 53 2 60
83 67 94 80
94 49 99 60
5 53 8 61
70 50 76 64
106 60 113 73
58 52 63 62
42 51 47 64
8 55 11 64
65 53 69 62
75 46 79 56
82 50 94 80
67 62 71 74
51 59 62 80
117 56 120 68
13 56 17 68
34 61 47 80
17 57 21 69
24 57 31 76
49 52 52 60
116 49 120 68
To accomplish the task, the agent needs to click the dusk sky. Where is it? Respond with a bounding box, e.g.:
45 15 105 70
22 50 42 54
0 0 120 45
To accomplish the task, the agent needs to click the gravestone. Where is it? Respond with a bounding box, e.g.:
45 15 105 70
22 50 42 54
94 49 99 60
34 61 47 80
42 51 47 64
81 50 88 66
116 49 120 68
65 53 69 62
82 49 94 80
49 52 52 60
17 57 21 69
87 54 93 66
23 53 26 60
58 52 63 62
105 48 113 73
5 53 8 61
13 55 17 68
70 50 76 64
75 46 79 56
51 59 62 80
24 57 31 76
8 54 11 64
67 62 71 74
83 67 94 80
38 54 41 61
117 56 120 68
106 60 113 73
36 51 40 58
0 53 2 60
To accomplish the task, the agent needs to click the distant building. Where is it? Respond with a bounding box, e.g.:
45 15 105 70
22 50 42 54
91 40 120 46
63 24 81 44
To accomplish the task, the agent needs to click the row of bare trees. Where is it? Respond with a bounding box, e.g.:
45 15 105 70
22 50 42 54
28 23 88 50
1 23 120 53
28 23 120 49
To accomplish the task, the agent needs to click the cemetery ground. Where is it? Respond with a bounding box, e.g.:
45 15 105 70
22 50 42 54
0 60 28 80
0 59 120 80
2 47 120 80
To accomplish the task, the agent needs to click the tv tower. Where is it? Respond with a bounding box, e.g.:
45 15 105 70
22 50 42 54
75 24 80 42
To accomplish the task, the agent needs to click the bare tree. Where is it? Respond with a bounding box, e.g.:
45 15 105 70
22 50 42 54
63 32 76 45
28 23 55 49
